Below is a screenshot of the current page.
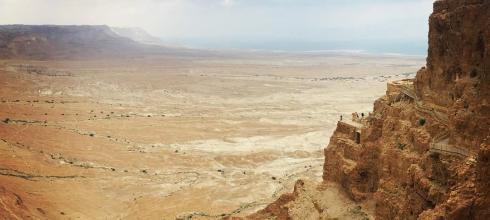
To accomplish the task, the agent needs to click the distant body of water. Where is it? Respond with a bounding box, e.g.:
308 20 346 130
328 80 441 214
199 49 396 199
161 38 428 56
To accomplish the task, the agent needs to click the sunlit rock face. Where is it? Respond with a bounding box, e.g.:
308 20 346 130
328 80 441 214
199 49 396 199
248 0 490 219
416 0 490 151
324 0 490 219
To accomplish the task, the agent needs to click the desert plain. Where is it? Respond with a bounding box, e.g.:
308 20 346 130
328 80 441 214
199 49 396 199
0 52 423 219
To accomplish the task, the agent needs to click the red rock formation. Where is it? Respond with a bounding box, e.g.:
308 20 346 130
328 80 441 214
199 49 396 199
416 0 490 151
247 0 489 219
325 0 490 218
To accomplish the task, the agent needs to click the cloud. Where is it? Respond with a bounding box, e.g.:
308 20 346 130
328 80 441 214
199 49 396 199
221 0 234 6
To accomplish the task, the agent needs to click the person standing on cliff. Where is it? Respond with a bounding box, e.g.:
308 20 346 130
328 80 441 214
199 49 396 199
340 115 343 121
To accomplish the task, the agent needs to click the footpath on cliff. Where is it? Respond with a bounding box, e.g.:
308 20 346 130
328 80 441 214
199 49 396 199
235 0 490 219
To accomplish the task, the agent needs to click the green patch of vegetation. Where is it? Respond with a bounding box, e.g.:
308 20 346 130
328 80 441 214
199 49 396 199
397 143 406 150
349 205 369 220
419 118 426 126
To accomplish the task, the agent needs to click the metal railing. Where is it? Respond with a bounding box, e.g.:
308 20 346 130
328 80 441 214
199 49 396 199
397 82 470 158
398 82 449 124
429 132 470 157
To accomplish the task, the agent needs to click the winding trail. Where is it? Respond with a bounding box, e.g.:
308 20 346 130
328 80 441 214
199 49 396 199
399 82 471 158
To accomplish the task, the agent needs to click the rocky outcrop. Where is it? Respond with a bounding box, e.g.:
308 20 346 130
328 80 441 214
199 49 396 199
236 180 372 220
416 0 490 152
327 0 489 218
247 0 489 219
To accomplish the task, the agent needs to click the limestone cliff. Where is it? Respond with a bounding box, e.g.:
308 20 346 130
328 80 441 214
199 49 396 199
245 0 489 219
0 25 194 60
0 25 140 59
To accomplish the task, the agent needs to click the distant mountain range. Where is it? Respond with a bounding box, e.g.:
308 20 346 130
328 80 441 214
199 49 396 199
0 25 417 60
0 25 195 60
110 26 165 46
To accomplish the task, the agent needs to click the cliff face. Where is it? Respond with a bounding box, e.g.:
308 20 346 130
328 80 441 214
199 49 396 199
247 0 489 219
0 25 194 60
0 25 143 59
324 0 489 219
416 0 490 151
110 27 165 46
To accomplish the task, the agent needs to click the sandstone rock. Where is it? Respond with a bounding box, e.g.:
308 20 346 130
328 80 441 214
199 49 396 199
328 0 490 218
248 0 490 219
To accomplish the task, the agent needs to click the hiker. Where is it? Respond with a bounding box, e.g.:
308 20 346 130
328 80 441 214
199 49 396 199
352 112 359 121
340 115 343 121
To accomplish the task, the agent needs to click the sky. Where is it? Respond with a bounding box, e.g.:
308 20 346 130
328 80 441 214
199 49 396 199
0 0 435 55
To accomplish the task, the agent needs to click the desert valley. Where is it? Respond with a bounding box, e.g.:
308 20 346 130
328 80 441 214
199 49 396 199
1 0 489 219
0 45 423 218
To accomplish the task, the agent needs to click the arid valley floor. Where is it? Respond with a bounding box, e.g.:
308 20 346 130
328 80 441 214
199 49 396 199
0 53 423 219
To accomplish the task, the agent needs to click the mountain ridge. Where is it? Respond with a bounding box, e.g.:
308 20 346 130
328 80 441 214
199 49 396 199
0 24 194 60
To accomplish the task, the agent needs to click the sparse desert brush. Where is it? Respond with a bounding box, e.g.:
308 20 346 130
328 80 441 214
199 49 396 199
79 163 93 169
397 143 406 150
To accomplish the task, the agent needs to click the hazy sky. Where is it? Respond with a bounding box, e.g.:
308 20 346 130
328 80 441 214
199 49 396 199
0 0 435 54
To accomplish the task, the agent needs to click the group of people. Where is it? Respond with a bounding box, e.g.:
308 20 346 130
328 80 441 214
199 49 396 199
339 112 365 122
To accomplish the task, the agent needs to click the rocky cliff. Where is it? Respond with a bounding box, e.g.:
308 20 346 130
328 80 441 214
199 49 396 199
0 25 195 60
0 25 143 59
245 0 489 219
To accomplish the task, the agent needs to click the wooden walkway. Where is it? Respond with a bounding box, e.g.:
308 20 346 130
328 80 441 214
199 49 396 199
399 83 449 124
397 81 471 158
429 138 471 157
